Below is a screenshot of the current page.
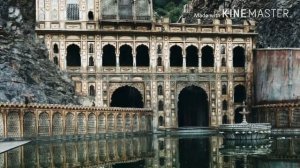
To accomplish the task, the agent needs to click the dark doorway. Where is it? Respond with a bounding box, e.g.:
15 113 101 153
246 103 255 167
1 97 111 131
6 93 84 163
158 101 164 111
234 85 246 103
222 100 228 110
157 85 163 95
234 107 243 123
89 85 95 96
157 57 162 66
179 138 210 168
110 86 143 108
53 44 59 53
53 56 58 65
186 45 198 67
178 86 209 127
222 84 227 95
88 11 94 20
221 57 226 66
89 44 94 53
222 115 228 124
102 44 116 66
201 45 214 67
136 45 149 66
170 45 183 67
66 44 81 66
120 45 133 66
89 56 94 66
158 116 164 127
233 46 245 67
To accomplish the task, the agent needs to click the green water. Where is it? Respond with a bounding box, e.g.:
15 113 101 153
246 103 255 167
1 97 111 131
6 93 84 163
0 135 300 168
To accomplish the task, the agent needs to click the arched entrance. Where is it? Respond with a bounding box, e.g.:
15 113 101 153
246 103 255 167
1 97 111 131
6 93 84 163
233 46 245 67
170 45 183 67
234 85 246 103
110 86 143 108
66 44 81 66
102 44 116 66
119 45 133 66
201 45 214 67
186 45 199 67
178 86 209 127
136 45 149 66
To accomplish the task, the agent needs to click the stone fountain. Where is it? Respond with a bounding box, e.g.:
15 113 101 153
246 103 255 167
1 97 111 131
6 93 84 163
219 102 271 140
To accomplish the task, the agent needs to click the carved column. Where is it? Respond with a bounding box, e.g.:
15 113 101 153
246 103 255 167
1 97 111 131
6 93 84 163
20 109 24 138
182 55 186 72
3 109 7 138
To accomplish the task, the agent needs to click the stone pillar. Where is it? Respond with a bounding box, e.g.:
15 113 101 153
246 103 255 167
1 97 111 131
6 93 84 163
49 110 53 136
198 49 202 72
182 55 186 72
3 110 7 138
116 54 120 69
20 109 24 138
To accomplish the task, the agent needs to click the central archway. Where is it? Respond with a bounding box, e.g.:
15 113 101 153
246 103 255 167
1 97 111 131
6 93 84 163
178 86 209 127
110 86 143 108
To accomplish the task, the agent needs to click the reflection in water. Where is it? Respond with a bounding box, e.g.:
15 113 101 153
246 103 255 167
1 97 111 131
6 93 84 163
0 135 300 167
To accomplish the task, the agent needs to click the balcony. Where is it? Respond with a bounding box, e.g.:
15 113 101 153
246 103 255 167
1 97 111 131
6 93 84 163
119 15 133 20
100 15 151 23
102 15 117 20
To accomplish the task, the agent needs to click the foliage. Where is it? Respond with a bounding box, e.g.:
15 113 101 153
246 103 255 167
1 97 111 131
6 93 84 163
153 0 191 22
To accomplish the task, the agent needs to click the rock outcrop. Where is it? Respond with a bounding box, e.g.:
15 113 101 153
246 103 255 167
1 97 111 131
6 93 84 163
0 1 78 104
187 0 300 48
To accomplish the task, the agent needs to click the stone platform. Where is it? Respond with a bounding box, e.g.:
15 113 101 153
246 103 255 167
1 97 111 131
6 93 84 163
157 127 218 135
0 141 30 153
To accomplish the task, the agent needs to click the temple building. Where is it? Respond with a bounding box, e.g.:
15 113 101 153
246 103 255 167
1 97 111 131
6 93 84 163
35 0 256 131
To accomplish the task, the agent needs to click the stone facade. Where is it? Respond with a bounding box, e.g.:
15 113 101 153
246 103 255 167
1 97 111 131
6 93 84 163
0 103 152 139
35 0 256 130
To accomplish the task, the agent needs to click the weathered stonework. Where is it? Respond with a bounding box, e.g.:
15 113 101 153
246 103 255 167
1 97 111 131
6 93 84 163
35 0 256 131
0 103 152 139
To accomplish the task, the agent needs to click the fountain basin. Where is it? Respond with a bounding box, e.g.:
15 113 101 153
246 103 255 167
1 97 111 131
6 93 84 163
219 123 272 139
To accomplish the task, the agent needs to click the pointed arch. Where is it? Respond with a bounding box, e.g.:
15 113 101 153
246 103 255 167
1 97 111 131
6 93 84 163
120 44 133 66
178 85 209 127
102 44 116 66
89 56 94 66
136 45 149 66
222 100 228 110
65 112 75 135
39 112 50 136
201 45 214 67
88 113 96 134
53 44 59 53
66 44 81 66
186 45 199 67
23 112 35 137
88 11 94 20
52 112 63 135
158 85 163 95
157 57 162 66
234 85 246 103
233 46 245 67
158 101 164 111
170 45 183 67
89 85 95 96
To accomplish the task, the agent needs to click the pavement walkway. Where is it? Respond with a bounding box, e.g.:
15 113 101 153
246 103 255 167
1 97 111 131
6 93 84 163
0 141 30 153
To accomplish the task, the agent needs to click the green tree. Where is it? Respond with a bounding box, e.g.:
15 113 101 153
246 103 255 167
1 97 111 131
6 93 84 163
154 0 191 22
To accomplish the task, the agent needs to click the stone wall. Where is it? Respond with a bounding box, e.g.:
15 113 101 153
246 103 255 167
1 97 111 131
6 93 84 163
254 49 300 103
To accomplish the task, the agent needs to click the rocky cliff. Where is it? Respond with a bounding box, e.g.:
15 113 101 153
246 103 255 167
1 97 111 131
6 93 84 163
0 1 78 104
187 0 300 48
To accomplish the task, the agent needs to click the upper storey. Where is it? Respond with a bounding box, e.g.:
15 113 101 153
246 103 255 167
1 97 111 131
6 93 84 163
36 0 153 23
